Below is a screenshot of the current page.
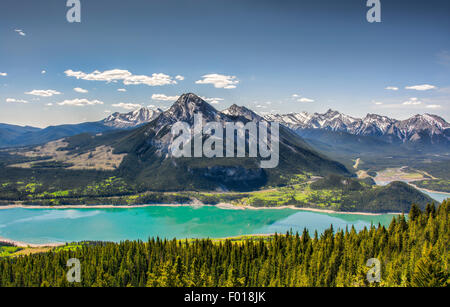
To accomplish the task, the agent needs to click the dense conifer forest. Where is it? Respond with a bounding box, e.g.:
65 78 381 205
0 201 448 287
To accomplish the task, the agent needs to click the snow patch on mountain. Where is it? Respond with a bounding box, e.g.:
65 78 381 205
102 107 162 128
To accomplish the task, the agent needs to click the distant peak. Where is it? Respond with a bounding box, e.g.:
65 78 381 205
222 104 261 121
102 106 162 128
226 104 250 113
319 109 341 118
364 113 390 119
133 107 149 112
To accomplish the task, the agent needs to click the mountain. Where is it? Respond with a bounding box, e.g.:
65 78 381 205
222 104 263 121
265 109 450 145
55 93 351 191
0 123 41 148
102 107 162 128
0 121 114 149
0 107 161 148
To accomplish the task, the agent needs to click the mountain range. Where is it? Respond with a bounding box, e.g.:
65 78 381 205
1 102 448 150
7 93 350 191
0 107 162 148
1 93 442 211
265 109 450 145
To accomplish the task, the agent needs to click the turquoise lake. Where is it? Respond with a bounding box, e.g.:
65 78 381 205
0 206 396 244
2 175 447 245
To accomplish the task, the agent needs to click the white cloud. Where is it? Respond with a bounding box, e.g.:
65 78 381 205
195 74 239 89
402 98 422 105
41 70 46 74
46 103 53 106
290 94 314 103
152 94 179 101
298 97 315 103
385 86 399 91
6 98 28 104
57 99 104 107
0 72 7 77
64 69 177 87
117 88 127 92
14 29 26 36
405 84 436 91
374 102 383 105
426 104 441 109
73 87 88 93
175 75 184 81
65 69 131 82
123 74 176 86
25 89 61 97
112 102 142 110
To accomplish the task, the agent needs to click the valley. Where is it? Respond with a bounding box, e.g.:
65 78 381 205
0 94 448 214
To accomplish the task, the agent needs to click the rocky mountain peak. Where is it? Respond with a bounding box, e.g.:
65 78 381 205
159 93 226 126
103 107 162 128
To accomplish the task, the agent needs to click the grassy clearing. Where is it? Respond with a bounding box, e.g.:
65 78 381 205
0 242 92 258
12 140 125 171
375 167 427 181
0 245 22 257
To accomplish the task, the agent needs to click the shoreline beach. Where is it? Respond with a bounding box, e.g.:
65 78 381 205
408 183 450 196
0 236 65 248
0 203 402 216
0 202 402 216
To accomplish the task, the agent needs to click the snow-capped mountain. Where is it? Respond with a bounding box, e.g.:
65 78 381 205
102 107 163 128
163 93 227 124
91 93 350 190
265 109 450 145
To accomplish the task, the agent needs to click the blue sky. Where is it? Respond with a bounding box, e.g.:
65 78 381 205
0 0 449 127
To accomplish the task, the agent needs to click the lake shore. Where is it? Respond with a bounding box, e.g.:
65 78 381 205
408 183 450 196
216 202 400 215
0 202 401 216
0 236 65 248
0 203 187 210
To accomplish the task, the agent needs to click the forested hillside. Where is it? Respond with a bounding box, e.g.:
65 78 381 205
0 201 448 287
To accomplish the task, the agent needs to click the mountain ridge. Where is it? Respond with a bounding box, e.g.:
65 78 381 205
265 109 450 145
1 102 449 149
0 106 163 148
102 107 163 128
52 93 351 191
